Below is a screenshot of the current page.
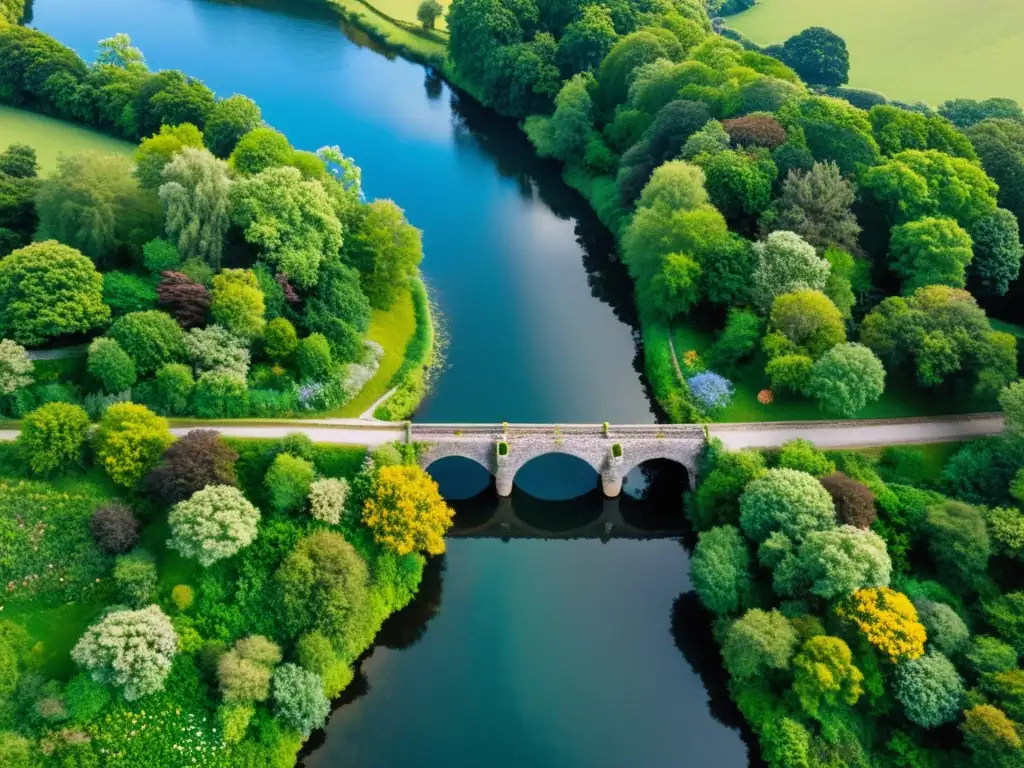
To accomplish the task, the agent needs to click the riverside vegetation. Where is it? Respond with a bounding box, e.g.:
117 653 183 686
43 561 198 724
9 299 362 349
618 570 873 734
441 0 1024 422
0 27 434 423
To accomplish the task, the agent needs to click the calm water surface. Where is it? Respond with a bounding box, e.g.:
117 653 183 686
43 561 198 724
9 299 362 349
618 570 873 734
28 1 750 764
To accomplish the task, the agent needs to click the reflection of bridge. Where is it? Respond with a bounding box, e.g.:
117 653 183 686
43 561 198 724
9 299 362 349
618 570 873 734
415 423 704 497
449 495 682 539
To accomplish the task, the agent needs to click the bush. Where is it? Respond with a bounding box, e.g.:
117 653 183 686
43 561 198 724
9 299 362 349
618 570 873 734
689 446 766 531
722 608 799 680
64 673 112 723
308 478 349 525
142 238 181 274
964 636 1018 679
71 605 177 701
108 310 186 374
192 371 248 418
272 663 329 737
690 525 754 615
739 468 835 543
113 549 158 607
820 472 877 528
217 703 254 745
103 271 158 315
984 592 1024 654
687 371 735 412
168 485 260 567
171 584 195 612
146 429 239 505
90 501 139 554
914 599 969 656
153 363 195 415
265 453 315 513
296 333 333 381
87 338 137 394
93 403 174 488
893 650 965 728
17 402 90 475
218 635 281 704
925 501 991 590
777 438 835 477
263 317 298 363
0 339 32 395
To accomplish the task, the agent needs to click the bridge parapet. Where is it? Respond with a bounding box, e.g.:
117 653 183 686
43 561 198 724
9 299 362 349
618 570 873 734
412 423 706 497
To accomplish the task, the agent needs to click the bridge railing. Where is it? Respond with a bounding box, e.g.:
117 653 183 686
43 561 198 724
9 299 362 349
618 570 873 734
410 423 705 438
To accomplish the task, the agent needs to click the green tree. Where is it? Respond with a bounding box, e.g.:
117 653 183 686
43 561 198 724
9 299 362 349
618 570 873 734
0 241 109 346
777 95 879 177
777 439 834 477
791 525 891 600
168 485 260 566
192 371 249 418
263 317 298 363
792 635 863 718
637 160 707 213
967 118 1024 228
153 363 195 415
210 269 266 341
596 30 677 109
113 550 158 607
159 147 232 270
304 260 371 362
0 338 32 395
805 342 886 417
87 337 137 394
739 468 835 543
893 650 965 728
546 73 597 161
760 162 860 252
964 636 1019 679
556 3 617 74
925 501 990 591
781 27 849 87
135 123 204 190
1000 380 1024 436
265 453 316 513
108 310 186 374
272 663 330 737
943 98 1023 128
93 403 174 488
689 446 766 531
230 166 342 289
961 705 1023 768
346 199 422 309
760 718 811 768
722 608 799 679
204 95 262 159
969 209 1022 297
767 290 846 358
890 217 974 292
709 308 761 370
17 402 90 475
914 599 969 656
697 148 776 221
103 271 157 316
690 525 754 615
142 237 181 275
296 333 334 381
217 635 281 703
751 231 830 312
36 152 161 265
229 127 292 175
96 32 145 69
447 0 525 88
416 0 443 28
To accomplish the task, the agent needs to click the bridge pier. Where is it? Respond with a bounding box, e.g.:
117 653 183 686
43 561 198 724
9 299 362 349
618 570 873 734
495 468 514 497
600 469 622 498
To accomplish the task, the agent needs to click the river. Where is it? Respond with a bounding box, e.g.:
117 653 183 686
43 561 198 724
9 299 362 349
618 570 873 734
27 0 752 764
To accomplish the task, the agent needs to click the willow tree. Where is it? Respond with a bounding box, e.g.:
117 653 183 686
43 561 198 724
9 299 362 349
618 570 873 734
158 147 232 270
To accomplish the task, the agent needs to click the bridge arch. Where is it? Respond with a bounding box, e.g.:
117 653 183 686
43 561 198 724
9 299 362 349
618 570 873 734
512 452 601 500
423 455 493 500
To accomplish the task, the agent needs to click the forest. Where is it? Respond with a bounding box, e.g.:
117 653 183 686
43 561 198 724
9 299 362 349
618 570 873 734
445 0 1024 422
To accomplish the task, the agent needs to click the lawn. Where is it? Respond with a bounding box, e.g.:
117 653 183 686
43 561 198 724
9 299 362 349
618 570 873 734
728 0 1024 106
327 284 418 417
367 0 449 30
671 321 997 423
325 0 446 60
0 104 134 173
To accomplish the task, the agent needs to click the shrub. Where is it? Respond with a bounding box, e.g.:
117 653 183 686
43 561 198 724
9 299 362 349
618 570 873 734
689 447 766 530
217 703 254 745
218 635 281 703
264 453 316 513
156 271 210 329
925 501 991 590
362 464 454 556
272 663 330 737
263 317 298 363
278 432 315 461
893 650 965 728
984 592 1024 654
0 339 32 395
168 485 260 567
687 371 735 412
987 505 1024 559
296 333 333 381
171 584 195 612
185 324 250 379
71 605 177 701
805 343 886 417
113 550 158 607
103 271 158 315
210 268 265 341
914 599 969 656
192 371 248 418
820 472 876 528
17 402 90 475
146 429 239 504
296 630 353 697
64 673 112 723
836 587 926 663
153 363 195 415
108 310 186 374
740 468 835 543
777 439 834 477
142 238 181 274
722 608 799 680
792 635 863 718
93 403 174 488
964 636 1019 679
690 525 754 615
0 732 31 768
308 478 349 525
87 338 137 394
90 501 139 554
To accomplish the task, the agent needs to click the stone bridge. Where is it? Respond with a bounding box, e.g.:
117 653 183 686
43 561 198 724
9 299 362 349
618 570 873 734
411 423 705 498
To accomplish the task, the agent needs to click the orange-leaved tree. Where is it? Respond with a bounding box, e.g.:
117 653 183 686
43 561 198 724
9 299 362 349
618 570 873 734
362 465 453 556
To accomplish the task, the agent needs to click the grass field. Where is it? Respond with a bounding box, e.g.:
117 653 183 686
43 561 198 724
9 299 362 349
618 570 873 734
0 105 134 173
728 0 1024 106
328 284 418 417
368 0 449 30
326 0 446 60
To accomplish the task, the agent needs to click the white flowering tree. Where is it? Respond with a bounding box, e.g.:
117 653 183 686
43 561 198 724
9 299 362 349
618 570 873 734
0 339 32 394
168 485 260 566
71 605 177 700
308 478 349 525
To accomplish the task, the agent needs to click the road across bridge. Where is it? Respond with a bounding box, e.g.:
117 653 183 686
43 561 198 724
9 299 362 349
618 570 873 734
1 413 1001 497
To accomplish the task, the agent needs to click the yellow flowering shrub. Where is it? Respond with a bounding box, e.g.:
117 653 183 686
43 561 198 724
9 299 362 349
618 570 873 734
836 587 926 663
362 465 454 556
